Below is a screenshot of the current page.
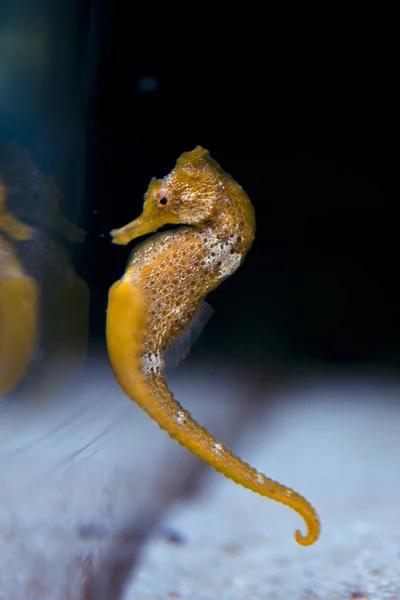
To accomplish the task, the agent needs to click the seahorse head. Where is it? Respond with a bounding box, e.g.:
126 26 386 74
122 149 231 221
111 146 224 245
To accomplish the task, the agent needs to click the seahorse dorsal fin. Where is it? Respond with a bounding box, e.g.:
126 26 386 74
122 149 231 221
164 301 214 370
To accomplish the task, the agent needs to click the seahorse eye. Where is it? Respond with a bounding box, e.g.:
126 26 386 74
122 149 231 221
159 197 168 205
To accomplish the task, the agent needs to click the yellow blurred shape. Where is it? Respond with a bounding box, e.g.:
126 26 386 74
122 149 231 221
0 235 39 396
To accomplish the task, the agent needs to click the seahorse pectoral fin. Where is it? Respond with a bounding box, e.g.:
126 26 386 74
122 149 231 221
164 301 214 370
0 273 39 397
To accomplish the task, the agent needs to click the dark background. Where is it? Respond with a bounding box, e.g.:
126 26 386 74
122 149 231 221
83 1 397 367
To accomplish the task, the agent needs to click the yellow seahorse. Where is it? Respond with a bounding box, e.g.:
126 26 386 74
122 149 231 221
0 152 89 401
106 146 320 546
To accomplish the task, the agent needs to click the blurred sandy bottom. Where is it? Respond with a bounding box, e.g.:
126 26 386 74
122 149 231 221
1 356 400 600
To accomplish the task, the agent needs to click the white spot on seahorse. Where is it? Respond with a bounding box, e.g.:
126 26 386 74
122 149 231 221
176 410 185 424
219 252 242 278
214 442 224 453
142 352 164 375
256 473 264 484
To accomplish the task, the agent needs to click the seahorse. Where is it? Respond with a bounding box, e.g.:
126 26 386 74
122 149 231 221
0 162 89 402
106 146 320 546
